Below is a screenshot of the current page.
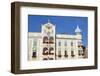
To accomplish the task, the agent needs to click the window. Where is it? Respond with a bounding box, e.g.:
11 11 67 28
71 51 75 57
49 47 54 55
43 47 54 55
64 41 67 46
71 42 73 46
49 58 54 60
78 50 81 55
49 37 54 43
33 40 37 46
43 47 48 55
82 46 86 56
58 41 61 46
32 42 37 58
78 50 83 56
58 51 61 58
64 50 68 57
43 58 48 60
32 51 36 58
43 36 48 43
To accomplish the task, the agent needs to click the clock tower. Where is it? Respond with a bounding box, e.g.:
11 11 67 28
41 19 56 60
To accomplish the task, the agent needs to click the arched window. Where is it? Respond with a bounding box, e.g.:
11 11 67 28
49 37 54 43
49 47 54 55
43 47 48 55
43 36 48 43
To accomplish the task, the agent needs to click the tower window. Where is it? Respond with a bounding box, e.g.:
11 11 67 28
43 36 48 43
43 47 48 55
49 37 54 44
49 47 54 55
49 58 54 60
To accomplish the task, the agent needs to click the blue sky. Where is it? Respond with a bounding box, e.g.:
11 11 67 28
28 15 88 47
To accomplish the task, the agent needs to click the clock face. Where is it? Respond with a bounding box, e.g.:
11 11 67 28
46 25 52 29
44 26 53 35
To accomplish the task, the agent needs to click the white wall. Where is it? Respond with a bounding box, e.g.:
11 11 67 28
0 0 100 76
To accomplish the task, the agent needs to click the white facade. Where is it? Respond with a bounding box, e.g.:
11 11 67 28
28 20 85 61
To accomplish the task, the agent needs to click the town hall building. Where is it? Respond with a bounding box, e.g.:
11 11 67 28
28 20 87 61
